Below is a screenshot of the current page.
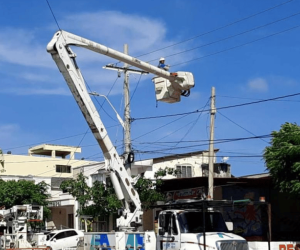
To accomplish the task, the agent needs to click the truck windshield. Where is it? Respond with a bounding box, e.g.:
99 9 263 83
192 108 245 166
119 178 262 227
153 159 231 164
177 211 229 233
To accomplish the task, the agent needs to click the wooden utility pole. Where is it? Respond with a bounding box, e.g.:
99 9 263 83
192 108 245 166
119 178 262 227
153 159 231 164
208 87 216 199
123 44 132 176
123 44 131 159
102 44 148 174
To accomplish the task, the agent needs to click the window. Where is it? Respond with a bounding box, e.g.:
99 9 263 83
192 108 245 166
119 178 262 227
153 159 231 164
65 230 77 237
177 211 228 233
91 174 104 183
172 214 178 235
176 165 192 178
56 165 71 173
53 232 65 240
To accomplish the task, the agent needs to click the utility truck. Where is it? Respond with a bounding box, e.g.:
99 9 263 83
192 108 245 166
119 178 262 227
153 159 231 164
47 30 249 250
0 204 45 249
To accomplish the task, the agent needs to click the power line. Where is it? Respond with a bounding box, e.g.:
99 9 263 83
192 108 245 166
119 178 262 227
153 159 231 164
5 87 295 155
135 149 263 158
135 0 294 58
218 95 300 102
133 99 211 154
133 113 192 141
147 10 300 64
134 134 271 154
133 134 271 145
46 0 61 31
132 92 300 121
175 99 210 147
173 24 300 67
218 111 269 144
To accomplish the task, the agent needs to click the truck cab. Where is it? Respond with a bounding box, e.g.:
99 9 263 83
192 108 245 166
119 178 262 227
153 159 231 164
157 209 248 250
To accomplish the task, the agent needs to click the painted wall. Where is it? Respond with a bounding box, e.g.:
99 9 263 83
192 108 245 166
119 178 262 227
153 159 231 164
1 154 97 177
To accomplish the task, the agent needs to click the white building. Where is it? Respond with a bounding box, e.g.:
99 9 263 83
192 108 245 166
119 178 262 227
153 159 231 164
0 144 99 230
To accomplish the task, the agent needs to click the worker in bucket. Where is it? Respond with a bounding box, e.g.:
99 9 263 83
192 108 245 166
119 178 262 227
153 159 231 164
158 57 170 71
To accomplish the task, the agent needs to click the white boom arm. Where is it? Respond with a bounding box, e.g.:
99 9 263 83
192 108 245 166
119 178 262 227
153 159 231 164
46 30 194 230
47 30 194 104
47 30 144 231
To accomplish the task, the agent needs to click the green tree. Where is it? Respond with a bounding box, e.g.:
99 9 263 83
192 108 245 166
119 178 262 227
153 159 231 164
264 122 300 196
60 168 178 217
60 172 92 216
84 180 122 218
60 172 121 218
134 167 178 210
0 179 51 219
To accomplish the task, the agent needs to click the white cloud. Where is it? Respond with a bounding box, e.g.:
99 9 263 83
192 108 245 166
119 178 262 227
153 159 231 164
20 73 51 82
247 78 268 92
0 124 19 138
0 28 53 68
62 11 166 55
0 11 198 96
0 87 70 96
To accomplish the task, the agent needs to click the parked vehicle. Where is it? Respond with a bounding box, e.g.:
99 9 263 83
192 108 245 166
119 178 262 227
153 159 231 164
44 229 84 250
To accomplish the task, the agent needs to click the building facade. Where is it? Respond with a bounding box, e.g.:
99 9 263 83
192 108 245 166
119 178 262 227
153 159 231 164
0 144 99 230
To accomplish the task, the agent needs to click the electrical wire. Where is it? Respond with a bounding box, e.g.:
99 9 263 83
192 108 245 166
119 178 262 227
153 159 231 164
135 0 295 58
132 100 211 154
135 149 263 158
218 111 270 144
46 0 61 31
218 95 300 102
133 134 271 145
173 24 300 67
174 99 210 147
133 113 192 141
134 135 271 155
147 10 300 64
132 92 300 121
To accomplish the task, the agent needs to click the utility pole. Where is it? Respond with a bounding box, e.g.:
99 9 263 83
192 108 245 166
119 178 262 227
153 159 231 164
123 44 132 175
208 87 216 200
102 45 149 174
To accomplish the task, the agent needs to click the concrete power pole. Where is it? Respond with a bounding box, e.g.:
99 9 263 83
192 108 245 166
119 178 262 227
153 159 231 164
208 87 216 200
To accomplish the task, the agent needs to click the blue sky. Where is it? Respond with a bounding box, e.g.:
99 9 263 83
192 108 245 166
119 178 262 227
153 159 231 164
1 0 300 177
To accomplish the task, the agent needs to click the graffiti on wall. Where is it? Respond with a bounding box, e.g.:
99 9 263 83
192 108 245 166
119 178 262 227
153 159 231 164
224 204 263 237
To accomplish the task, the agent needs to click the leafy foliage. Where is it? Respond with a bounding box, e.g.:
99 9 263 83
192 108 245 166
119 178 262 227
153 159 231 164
264 122 300 196
60 167 178 219
60 173 92 215
0 179 51 219
84 180 122 218
60 172 121 218
134 167 179 210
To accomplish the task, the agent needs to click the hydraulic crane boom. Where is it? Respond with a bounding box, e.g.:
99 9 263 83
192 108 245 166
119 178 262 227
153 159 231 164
47 30 194 231
47 30 194 104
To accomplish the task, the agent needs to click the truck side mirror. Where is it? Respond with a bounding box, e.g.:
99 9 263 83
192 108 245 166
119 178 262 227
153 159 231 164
225 222 233 231
158 228 165 236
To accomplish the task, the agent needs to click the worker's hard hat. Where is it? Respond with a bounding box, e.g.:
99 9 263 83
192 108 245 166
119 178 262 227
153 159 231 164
159 57 165 61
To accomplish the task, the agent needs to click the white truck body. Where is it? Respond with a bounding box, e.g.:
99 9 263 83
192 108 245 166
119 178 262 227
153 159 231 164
0 204 45 249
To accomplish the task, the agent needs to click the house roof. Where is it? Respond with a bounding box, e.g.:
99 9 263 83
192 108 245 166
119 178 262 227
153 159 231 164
153 149 219 164
28 144 81 157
